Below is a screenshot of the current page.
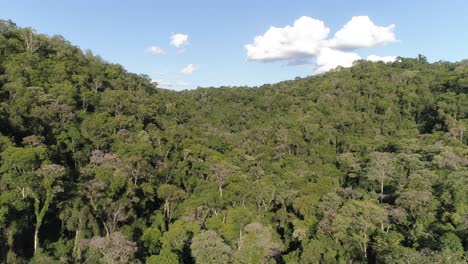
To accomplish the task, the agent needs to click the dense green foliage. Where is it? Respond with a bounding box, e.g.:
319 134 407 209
0 20 467 263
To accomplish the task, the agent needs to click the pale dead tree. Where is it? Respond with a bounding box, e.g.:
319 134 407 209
396 191 433 219
84 179 106 212
21 135 45 148
118 157 152 186
446 125 465 141
210 162 236 198
249 162 265 183
102 201 129 237
432 148 468 170
254 182 276 213
182 206 211 226
83 179 130 237
317 210 337 241
20 28 41 53
89 150 119 165
274 127 289 159
85 232 137 264
93 78 104 93
365 152 397 203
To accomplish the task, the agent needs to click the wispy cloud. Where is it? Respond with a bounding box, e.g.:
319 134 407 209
154 79 191 90
145 46 165 55
366 55 397 63
181 64 197 75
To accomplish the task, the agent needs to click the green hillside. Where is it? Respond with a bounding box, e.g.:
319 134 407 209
0 20 467 263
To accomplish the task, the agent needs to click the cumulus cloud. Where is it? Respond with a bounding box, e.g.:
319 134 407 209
245 15 398 73
181 64 197 75
170 33 189 48
329 16 396 50
366 55 397 63
315 48 361 74
145 46 165 55
245 16 330 64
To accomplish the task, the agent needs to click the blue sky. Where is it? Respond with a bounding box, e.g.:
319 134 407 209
1 0 467 90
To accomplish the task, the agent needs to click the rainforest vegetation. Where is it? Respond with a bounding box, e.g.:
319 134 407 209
0 19 467 263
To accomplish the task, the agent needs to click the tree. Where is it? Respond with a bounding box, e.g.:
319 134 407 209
300 235 344 264
59 198 95 261
365 152 397 203
32 164 65 253
234 222 282 263
209 160 236 198
86 232 137 264
157 184 185 225
20 28 42 53
0 19 17 33
146 248 179 264
396 191 434 219
0 146 65 254
190 230 232 264
329 200 388 260
439 233 463 252
159 220 200 253
141 211 166 255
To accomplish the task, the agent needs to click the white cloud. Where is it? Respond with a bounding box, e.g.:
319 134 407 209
315 48 361 74
245 16 330 64
154 79 190 89
181 64 197 75
154 79 173 87
245 15 399 73
170 33 189 48
175 81 190 87
366 55 397 63
329 16 396 50
145 46 165 55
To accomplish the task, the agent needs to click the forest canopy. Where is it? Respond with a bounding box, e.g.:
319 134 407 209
0 19 467 263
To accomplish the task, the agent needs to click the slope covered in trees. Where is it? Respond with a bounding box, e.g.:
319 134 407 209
0 20 467 263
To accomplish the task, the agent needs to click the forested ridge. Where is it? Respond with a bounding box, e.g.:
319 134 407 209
0 19 467 263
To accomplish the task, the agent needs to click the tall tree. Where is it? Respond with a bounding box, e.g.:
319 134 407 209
365 152 397 203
